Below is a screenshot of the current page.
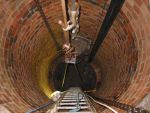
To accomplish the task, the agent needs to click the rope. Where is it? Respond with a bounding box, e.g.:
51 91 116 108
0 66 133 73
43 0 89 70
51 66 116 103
87 95 118 113
26 101 53 113
26 90 67 113
84 89 96 93
69 92 84 113
74 64 83 82
72 0 76 11
61 63 69 89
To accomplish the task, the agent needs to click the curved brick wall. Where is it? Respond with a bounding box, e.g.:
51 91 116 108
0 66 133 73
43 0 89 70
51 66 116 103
0 0 149 113
94 10 138 97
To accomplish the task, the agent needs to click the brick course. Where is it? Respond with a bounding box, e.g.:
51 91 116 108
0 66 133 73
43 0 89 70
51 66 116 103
0 0 149 113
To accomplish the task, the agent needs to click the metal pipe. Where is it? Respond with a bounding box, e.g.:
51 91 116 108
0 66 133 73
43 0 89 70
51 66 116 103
88 0 125 62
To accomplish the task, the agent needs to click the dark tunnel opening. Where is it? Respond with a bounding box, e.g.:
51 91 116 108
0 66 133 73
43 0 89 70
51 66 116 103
52 61 97 91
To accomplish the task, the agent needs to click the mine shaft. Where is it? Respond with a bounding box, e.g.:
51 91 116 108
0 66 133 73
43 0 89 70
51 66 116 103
0 0 150 113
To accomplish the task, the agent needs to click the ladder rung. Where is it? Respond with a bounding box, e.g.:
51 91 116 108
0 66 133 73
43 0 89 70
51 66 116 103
63 97 84 100
47 88 95 113
57 106 88 109
59 102 87 105
63 96 83 98
61 99 85 102
57 111 93 113
64 95 79 96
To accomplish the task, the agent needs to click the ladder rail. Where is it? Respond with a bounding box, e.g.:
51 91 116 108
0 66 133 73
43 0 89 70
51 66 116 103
47 87 97 113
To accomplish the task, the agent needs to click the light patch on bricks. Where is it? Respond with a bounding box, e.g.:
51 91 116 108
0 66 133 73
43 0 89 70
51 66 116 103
0 105 11 113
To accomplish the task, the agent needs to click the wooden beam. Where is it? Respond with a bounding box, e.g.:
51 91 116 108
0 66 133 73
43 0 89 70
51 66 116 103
61 0 70 44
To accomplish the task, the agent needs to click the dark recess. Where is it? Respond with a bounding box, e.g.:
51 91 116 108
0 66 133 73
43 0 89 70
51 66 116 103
52 61 97 91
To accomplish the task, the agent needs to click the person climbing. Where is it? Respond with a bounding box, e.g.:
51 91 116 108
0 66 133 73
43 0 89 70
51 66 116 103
58 0 80 63
58 0 80 36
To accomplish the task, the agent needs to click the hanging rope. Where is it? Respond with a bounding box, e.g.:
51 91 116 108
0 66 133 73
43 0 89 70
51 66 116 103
61 63 69 89
74 64 83 82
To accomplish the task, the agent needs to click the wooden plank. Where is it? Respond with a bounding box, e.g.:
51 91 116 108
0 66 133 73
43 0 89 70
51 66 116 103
61 0 70 44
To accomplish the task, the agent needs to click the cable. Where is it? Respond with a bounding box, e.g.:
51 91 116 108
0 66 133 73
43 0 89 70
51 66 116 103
74 64 83 82
69 92 84 113
61 63 69 89
26 91 67 113
26 101 53 113
87 95 118 113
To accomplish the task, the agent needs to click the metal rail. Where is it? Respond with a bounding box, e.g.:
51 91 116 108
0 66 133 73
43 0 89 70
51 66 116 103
47 87 96 113
88 0 125 62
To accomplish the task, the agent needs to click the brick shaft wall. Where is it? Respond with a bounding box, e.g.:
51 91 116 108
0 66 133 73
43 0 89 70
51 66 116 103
97 0 150 113
0 0 63 112
0 0 149 113
95 10 138 97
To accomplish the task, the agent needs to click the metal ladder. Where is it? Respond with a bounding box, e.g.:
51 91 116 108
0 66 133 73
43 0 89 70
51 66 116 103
48 87 96 113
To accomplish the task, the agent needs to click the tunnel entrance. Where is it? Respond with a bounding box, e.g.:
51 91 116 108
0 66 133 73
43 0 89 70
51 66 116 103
52 61 96 91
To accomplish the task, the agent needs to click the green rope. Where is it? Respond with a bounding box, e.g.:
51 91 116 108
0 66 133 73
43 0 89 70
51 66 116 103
61 63 69 89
